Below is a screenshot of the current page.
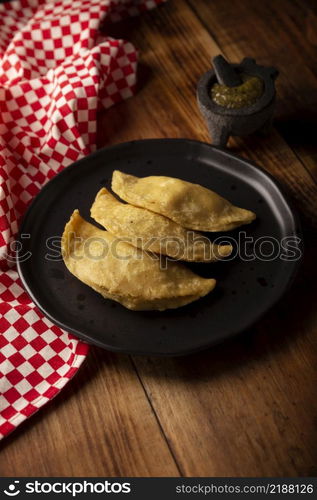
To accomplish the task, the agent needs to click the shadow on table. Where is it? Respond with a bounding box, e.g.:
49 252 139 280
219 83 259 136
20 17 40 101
276 108 317 157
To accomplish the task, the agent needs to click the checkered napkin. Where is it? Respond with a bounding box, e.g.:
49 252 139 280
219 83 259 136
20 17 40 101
0 0 164 439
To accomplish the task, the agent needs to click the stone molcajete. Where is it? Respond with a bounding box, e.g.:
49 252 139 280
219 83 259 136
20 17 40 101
197 55 279 147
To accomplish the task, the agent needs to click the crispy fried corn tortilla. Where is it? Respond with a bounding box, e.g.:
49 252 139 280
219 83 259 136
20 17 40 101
62 210 216 311
112 170 256 232
90 188 232 262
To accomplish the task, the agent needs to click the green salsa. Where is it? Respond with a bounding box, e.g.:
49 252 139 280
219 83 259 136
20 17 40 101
211 74 263 109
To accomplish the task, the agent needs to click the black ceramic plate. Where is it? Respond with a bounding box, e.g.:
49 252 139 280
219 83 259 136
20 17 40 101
17 139 302 356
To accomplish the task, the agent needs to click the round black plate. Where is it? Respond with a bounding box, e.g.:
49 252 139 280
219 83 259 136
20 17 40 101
17 139 302 356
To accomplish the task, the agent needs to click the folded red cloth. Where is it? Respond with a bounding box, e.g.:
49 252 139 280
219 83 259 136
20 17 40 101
0 0 164 439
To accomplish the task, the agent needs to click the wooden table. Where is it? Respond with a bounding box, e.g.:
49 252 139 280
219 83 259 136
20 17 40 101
1 0 317 477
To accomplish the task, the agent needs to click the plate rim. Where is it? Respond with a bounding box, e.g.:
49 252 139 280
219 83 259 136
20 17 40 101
17 138 303 356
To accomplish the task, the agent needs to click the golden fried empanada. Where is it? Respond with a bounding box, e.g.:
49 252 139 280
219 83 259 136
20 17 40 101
62 210 216 311
112 170 256 232
90 188 232 262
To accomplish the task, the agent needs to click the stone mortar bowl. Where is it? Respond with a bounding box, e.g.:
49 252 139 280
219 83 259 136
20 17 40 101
197 57 279 147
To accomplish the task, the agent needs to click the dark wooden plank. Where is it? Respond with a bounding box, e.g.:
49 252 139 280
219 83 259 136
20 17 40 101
187 0 317 183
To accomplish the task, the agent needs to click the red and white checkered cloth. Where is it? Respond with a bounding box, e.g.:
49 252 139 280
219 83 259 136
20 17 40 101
0 0 164 439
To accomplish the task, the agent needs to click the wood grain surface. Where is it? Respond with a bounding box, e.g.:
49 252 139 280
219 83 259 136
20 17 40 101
1 0 317 477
